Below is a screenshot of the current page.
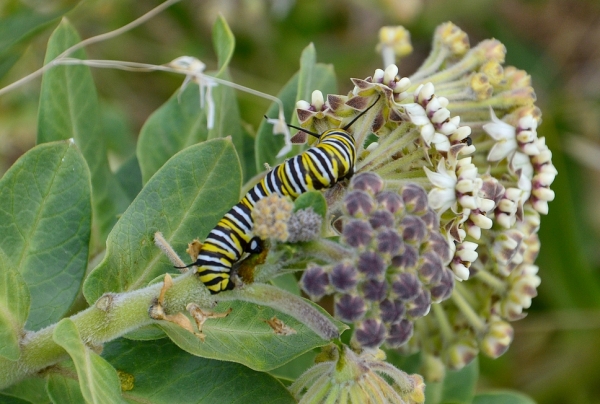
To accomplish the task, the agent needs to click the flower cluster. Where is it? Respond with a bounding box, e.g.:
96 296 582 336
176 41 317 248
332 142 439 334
289 344 425 404
291 22 553 375
300 173 455 350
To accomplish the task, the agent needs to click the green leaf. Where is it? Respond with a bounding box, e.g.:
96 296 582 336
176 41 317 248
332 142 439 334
137 16 252 183
426 357 479 404
52 319 125 404
293 191 327 219
102 337 294 403
0 394 33 404
0 250 30 360
212 14 235 72
160 300 344 371
46 373 85 404
0 4 76 79
137 84 209 184
37 19 129 250
0 140 91 330
0 377 51 404
114 154 142 203
254 62 337 171
472 390 536 404
83 139 241 303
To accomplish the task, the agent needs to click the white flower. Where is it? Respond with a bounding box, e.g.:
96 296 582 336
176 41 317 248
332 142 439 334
484 109 518 162
450 241 478 280
424 158 456 213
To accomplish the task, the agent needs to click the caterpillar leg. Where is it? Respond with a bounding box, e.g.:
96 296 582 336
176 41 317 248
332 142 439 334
186 303 233 342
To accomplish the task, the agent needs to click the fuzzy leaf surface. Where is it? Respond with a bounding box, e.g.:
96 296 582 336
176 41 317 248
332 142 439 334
102 337 294 403
53 319 125 403
0 141 91 330
160 300 344 371
0 250 30 360
46 373 85 404
83 139 241 303
37 19 129 249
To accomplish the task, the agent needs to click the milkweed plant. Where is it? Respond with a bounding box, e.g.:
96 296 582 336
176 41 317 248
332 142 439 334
0 1 554 403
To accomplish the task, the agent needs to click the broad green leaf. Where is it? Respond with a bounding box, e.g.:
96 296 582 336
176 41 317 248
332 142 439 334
137 17 250 183
0 377 51 404
137 84 209 184
212 14 235 72
0 140 91 330
0 250 30 360
114 154 142 203
83 139 241 303
426 357 479 404
37 19 129 250
293 191 327 219
472 390 536 404
160 300 344 371
0 4 76 79
46 373 85 404
0 394 32 404
255 62 337 171
53 319 125 404
102 337 294 404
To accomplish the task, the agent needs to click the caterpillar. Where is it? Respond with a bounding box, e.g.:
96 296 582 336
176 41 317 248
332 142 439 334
182 96 380 293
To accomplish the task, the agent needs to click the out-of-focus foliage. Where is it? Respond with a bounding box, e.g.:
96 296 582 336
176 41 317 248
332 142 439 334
1 0 599 403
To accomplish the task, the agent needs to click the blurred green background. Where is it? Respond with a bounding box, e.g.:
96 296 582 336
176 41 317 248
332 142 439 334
2 0 600 402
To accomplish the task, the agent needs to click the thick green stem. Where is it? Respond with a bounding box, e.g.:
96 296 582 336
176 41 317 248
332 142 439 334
0 272 212 389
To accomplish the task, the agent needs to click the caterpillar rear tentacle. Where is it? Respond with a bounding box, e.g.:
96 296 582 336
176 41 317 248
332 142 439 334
188 95 380 293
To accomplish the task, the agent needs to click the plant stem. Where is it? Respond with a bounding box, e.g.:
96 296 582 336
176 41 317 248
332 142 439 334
0 272 211 389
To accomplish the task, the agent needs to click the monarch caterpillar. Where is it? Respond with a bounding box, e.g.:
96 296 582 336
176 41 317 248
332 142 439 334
182 96 381 293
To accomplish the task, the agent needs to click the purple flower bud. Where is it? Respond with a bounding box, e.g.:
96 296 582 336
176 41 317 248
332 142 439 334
355 319 387 349
391 244 419 269
418 252 444 284
386 319 413 348
357 251 386 278
430 267 454 302
380 299 405 323
335 294 366 322
344 190 374 217
401 183 429 214
342 220 373 248
377 229 403 255
376 191 404 214
406 289 432 318
329 262 358 292
362 279 388 302
369 210 395 229
392 273 421 301
351 172 384 195
300 265 329 300
400 215 427 244
420 208 440 230
425 232 452 264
